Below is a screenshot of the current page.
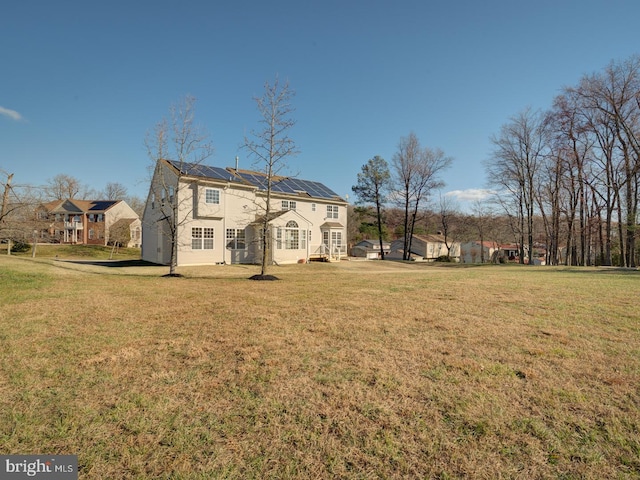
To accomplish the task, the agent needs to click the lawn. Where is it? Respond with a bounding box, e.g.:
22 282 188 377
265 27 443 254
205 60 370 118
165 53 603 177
0 255 639 479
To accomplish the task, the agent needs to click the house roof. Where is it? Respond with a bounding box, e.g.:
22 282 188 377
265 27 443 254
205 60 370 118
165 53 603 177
411 234 447 243
166 159 345 202
42 199 120 213
319 221 344 229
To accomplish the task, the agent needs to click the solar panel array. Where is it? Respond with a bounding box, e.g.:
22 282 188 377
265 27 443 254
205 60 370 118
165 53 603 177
168 160 234 182
88 201 118 211
234 171 341 199
169 160 342 200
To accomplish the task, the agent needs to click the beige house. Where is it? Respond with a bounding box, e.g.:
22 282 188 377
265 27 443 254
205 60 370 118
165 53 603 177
37 199 141 247
459 241 500 264
141 159 348 266
388 234 460 261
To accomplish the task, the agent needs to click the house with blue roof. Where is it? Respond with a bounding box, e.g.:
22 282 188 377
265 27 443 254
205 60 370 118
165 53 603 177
141 159 348 266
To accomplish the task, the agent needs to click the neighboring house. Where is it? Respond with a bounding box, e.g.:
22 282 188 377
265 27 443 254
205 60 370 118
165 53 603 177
141 159 348 266
494 243 546 265
37 199 141 247
351 239 391 259
387 234 460 261
459 240 500 264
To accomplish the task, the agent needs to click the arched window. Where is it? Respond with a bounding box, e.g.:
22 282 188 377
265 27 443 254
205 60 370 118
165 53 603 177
285 221 299 249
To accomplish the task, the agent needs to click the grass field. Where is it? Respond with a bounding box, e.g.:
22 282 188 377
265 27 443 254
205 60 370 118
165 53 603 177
1 253 639 479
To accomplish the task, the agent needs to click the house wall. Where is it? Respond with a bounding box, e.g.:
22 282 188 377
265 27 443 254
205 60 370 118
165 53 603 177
142 160 348 266
105 201 140 247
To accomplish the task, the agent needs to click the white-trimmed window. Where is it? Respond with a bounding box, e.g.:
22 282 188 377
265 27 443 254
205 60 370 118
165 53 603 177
205 188 220 204
226 228 246 250
88 229 94 240
332 231 343 247
192 227 214 250
285 220 299 249
327 205 338 219
281 200 296 211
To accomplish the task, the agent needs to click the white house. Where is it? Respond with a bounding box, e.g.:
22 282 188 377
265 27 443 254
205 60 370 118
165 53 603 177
388 234 460 261
351 239 391 259
141 159 348 266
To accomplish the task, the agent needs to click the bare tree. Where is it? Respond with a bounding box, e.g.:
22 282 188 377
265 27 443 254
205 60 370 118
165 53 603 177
486 108 548 265
145 95 214 276
469 199 495 264
352 156 391 259
45 174 93 200
1 171 46 254
437 193 460 260
101 182 128 200
243 77 299 278
392 133 452 260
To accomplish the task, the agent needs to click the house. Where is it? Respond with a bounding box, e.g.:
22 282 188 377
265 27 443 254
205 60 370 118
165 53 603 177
459 240 500 264
37 199 141 247
387 234 460 261
351 239 391 259
141 159 348 266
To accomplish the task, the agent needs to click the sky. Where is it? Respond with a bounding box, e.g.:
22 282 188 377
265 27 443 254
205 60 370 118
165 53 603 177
2 0 639 209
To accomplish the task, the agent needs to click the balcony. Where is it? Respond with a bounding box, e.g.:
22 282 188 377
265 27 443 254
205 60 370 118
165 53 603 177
64 221 83 230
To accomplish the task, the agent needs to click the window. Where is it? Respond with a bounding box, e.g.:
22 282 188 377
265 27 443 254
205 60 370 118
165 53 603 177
226 228 246 249
327 205 338 219
281 200 296 210
192 227 214 250
88 229 94 239
168 186 174 204
192 228 202 249
323 231 342 249
205 188 220 204
88 214 95 222
311 203 316 212
203 227 214 249
285 220 299 249
97 214 104 222
151 193 155 209
332 231 343 246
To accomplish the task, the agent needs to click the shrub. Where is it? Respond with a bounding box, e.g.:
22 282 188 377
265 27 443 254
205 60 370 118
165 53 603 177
10 241 31 253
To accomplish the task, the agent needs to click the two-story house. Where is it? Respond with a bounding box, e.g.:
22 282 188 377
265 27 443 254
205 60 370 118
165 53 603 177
37 199 141 247
141 159 348 266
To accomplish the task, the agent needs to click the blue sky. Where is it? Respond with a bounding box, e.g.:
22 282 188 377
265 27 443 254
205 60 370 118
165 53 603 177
2 0 639 208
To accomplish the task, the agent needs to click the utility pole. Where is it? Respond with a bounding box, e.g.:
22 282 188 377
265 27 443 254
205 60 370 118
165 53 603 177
1 173 14 255
0 173 13 221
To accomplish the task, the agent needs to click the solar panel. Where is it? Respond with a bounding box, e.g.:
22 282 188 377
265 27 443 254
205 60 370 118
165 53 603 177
168 161 342 200
168 161 233 181
88 201 118 211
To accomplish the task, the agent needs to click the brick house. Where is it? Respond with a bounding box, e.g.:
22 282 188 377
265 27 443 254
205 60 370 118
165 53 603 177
37 199 141 247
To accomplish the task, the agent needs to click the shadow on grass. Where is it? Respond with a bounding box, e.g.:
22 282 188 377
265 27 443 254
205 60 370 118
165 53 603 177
551 266 640 275
58 259 163 268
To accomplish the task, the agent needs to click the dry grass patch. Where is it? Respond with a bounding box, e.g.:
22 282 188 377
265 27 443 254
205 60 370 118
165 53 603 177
1 256 639 478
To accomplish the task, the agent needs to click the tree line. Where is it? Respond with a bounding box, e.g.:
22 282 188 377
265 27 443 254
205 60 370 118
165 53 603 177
486 55 640 267
352 55 640 267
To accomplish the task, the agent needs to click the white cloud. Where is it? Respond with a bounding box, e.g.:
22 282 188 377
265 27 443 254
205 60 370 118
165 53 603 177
445 189 495 202
0 106 24 121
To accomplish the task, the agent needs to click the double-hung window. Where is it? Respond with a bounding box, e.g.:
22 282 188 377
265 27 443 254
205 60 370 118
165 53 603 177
226 228 246 250
326 205 338 219
192 227 214 250
281 200 296 210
